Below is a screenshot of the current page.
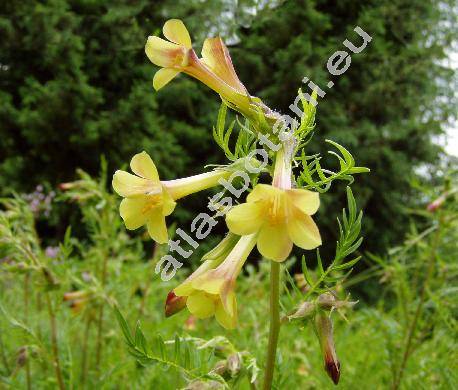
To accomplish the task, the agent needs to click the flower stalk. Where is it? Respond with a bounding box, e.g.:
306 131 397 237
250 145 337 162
262 149 290 389
262 261 281 390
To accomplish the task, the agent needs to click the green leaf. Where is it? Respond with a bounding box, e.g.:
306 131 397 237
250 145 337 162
113 306 134 346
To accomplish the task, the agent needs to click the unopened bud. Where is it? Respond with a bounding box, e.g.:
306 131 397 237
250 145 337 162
165 290 187 317
69 299 87 313
16 346 28 367
317 292 357 312
227 353 242 377
210 360 227 376
286 301 315 321
427 195 446 212
314 313 340 385
63 290 87 301
58 182 75 191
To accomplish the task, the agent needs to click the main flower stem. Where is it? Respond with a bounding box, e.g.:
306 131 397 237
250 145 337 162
262 261 281 390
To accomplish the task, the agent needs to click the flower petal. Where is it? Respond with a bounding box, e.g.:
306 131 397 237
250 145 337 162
287 212 322 250
146 211 168 243
153 67 181 90
145 36 183 68
119 197 150 230
220 288 236 317
186 291 215 318
130 151 159 181
163 19 192 48
247 184 282 203
174 281 193 297
112 170 159 197
257 224 293 262
201 37 246 94
287 189 320 215
192 274 225 295
161 189 177 216
215 299 237 329
225 202 264 235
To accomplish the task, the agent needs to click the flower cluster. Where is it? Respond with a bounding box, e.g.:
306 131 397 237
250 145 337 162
113 19 322 329
23 185 55 218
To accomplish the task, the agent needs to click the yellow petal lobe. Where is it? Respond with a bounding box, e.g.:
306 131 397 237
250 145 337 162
287 212 322 250
146 211 168 243
257 224 293 262
163 19 192 48
130 151 159 181
287 189 320 215
225 202 264 235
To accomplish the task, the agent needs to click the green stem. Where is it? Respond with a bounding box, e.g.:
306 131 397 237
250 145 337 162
0 331 11 375
80 315 92 386
262 261 281 390
392 217 442 390
45 294 65 390
24 273 32 390
95 253 109 370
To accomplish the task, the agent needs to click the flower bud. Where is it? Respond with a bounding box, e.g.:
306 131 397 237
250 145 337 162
63 290 87 301
314 313 340 385
210 360 227 376
286 301 315 321
58 182 75 191
427 195 446 212
164 290 187 317
227 352 242 377
316 292 358 312
16 346 28 367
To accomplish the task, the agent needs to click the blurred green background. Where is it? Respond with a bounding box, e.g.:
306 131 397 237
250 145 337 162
1 0 456 255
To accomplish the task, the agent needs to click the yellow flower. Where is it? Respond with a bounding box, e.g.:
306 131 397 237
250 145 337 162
112 151 230 243
225 184 321 262
174 234 257 329
145 19 252 118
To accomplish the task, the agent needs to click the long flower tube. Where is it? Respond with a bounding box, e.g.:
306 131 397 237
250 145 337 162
145 19 256 120
112 151 230 243
173 234 257 329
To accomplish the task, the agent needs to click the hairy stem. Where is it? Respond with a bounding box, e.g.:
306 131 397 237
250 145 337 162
262 261 281 390
392 218 442 390
45 294 65 390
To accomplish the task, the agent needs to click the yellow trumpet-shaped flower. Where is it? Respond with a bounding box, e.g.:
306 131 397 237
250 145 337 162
145 19 252 118
225 184 322 262
112 151 230 244
174 234 257 329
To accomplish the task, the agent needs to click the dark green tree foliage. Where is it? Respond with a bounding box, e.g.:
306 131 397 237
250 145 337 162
0 0 455 254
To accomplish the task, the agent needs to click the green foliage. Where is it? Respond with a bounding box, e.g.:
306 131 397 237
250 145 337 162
0 170 456 388
300 187 363 297
297 140 370 192
213 103 257 162
1 0 455 257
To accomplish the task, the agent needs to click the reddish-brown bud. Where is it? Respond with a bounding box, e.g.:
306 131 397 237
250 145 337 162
314 313 340 385
165 290 187 317
63 291 87 301
58 182 74 191
427 195 445 212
